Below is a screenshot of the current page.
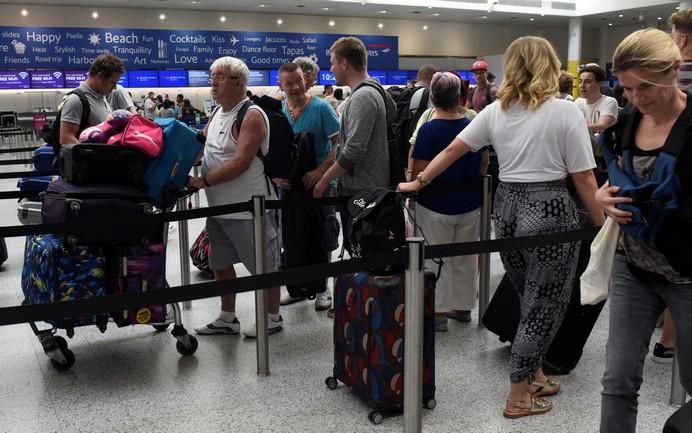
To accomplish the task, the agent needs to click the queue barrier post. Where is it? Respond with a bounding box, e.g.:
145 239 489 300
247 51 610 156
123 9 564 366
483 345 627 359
176 197 192 311
403 237 425 433
670 350 688 407
252 195 270 376
193 165 201 209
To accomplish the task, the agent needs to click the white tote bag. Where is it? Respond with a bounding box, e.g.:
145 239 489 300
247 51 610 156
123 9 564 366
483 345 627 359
580 218 620 305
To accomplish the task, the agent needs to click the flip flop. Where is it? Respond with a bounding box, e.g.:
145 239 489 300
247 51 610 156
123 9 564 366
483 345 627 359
503 396 553 419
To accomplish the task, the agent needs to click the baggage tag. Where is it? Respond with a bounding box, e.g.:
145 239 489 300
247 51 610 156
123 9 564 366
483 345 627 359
135 280 151 324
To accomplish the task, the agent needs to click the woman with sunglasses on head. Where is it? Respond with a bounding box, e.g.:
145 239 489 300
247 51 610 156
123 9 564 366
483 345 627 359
399 36 604 418
597 28 692 433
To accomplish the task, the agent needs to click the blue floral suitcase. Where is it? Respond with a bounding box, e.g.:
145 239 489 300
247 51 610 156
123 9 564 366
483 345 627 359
328 271 436 423
21 234 107 328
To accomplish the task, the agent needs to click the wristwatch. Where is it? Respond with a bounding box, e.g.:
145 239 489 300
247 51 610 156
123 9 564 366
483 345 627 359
416 173 429 188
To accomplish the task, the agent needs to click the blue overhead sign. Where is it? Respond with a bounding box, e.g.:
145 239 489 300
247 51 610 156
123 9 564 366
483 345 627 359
0 26 398 70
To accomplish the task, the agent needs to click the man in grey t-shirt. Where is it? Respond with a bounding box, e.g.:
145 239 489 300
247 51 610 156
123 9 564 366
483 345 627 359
313 36 395 260
107 84 137 114
60 53 125 144
313 36 394 198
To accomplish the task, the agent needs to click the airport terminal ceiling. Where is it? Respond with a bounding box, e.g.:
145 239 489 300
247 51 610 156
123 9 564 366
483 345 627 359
0 0 682 28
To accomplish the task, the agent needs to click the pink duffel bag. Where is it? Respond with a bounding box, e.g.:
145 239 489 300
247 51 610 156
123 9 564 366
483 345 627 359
78 109 133 143
107 115 163 158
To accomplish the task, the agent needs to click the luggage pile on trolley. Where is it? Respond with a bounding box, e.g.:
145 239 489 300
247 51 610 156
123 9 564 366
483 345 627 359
19 113 204 371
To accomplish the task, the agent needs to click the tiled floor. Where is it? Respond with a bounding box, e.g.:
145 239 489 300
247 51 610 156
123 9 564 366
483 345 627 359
0 171 684 433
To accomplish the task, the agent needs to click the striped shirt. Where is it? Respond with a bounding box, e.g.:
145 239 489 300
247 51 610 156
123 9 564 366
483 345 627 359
680 59 692 90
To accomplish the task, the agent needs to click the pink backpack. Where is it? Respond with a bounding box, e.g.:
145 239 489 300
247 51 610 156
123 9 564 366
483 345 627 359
107 115 163 158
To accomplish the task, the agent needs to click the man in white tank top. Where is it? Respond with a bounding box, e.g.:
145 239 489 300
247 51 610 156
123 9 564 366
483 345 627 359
188 57 283 338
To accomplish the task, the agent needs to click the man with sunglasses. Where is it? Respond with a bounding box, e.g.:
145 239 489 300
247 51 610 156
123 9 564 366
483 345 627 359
467 59 498 113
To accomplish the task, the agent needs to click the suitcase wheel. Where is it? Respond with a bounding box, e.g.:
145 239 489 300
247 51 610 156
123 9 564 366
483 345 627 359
424 397 437 410
368 411 384 425
140 203 154 215
176 335 198 356
325 376 338 390
49 336 76 372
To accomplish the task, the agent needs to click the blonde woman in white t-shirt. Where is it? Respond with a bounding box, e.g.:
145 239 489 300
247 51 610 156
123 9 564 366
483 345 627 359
399 36 605 419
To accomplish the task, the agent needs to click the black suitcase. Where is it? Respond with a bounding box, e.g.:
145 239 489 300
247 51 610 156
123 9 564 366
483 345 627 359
482 240 605 375
59 143 151 189
664 400 692 433
41 178 162 247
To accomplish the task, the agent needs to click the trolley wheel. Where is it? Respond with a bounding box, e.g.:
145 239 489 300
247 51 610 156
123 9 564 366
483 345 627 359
176 335 198 356
424 397 437 410
368 411 384 425
54 336 68 351
152 324 170 332
50 348 75 372
325 376 338 390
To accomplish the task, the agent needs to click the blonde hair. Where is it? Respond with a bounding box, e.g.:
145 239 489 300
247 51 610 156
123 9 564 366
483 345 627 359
329 37 367 72
612 28 682 76
497 36 560 111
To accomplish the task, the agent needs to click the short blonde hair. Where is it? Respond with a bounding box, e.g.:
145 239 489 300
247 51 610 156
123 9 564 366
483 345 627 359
612 28 682 75
497 36 560 111
329 37 367 72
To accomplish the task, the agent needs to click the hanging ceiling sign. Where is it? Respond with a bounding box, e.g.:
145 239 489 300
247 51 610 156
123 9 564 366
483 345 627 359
0 26 398 70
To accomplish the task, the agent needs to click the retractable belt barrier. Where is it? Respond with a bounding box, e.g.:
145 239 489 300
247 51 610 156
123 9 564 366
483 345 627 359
0 222 597 327
0 184 597 328
0 146 40 154
0 159 34 166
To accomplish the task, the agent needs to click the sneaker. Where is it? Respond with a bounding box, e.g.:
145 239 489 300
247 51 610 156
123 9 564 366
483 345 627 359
447 310 472 323
315 292 332 311
327 308 335 318
243 315 283 338
194 317 241 335
280 293 306 306
652 343 674 364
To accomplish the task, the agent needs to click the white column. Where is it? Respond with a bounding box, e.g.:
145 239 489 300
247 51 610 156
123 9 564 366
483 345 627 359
568 17 583 98
599 22 609 70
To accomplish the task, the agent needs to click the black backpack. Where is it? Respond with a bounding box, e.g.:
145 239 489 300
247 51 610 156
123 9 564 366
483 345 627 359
355 81 406 186
347 189 405 258
236 95 295 180
382 86 430 175
43 89 90 156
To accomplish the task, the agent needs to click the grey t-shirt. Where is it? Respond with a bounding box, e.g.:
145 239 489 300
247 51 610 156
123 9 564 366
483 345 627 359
61 83 112 128
107 85 134 112
336 77 393 193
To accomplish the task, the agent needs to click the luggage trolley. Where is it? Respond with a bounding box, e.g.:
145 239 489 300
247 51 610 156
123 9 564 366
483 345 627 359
21 192 198 371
